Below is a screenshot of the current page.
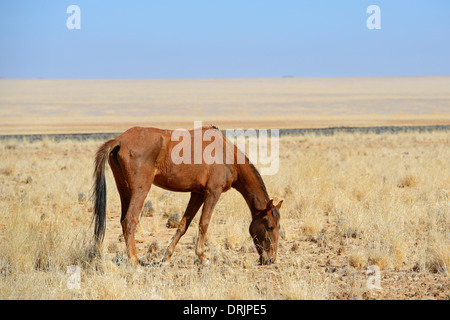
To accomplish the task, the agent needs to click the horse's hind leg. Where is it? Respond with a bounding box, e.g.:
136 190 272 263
109 155 131 227
163 192 204 262
120 166 154 266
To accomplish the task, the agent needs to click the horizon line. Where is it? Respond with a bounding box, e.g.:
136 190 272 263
1 74 449 81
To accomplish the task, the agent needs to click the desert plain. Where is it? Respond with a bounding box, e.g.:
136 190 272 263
0 77 449 299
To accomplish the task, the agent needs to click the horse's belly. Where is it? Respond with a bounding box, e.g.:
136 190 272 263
153 169 206 193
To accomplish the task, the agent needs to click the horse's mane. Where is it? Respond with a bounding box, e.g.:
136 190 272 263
248 161 269 198
215 127 270 200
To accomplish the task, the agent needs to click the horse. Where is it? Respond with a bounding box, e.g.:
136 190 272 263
92 126 282 266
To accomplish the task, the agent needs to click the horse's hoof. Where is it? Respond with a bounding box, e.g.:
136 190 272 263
157 260 170 268
138 259 151 268
195 258 210 266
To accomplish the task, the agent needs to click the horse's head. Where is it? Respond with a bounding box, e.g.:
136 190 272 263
249 199 283 265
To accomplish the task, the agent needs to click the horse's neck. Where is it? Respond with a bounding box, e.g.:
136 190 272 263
234 164 269 217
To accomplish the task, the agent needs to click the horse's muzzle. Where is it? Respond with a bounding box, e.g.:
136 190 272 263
259 254 275 265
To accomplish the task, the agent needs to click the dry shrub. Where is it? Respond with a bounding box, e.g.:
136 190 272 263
397 174 419 188
426 243 449 274
335 206 366 239
368 249 392 271
348 250 367 269
391 240 408 271
301 212 324 238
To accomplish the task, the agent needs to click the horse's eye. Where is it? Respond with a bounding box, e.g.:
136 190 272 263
266 226 274 231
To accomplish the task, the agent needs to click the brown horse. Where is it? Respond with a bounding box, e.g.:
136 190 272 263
92 126 282 266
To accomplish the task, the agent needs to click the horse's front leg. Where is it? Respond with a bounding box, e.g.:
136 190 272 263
195 189 221 264
163 192 204 262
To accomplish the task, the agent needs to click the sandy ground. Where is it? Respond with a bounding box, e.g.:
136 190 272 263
1 77 449 134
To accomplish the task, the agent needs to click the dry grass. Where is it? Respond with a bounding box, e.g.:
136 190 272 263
0 130 449 300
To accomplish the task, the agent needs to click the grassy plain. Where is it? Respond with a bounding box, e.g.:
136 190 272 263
0 77 448 300
0 131 448 299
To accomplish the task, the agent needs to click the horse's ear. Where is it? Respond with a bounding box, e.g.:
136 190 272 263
275 200 283 210
265 199 274 211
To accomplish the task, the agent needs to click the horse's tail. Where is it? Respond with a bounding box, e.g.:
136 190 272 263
92 138 120 247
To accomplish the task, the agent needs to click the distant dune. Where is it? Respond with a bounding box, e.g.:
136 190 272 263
0 77 449 134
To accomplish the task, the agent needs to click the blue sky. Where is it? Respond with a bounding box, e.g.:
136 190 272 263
0 0 449 78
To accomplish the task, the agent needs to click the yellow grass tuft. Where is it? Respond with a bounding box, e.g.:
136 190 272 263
397 174 419 188
426 240 449 274
349 250 367 269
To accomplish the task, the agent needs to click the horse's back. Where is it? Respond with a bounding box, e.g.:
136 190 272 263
113 126 237 194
